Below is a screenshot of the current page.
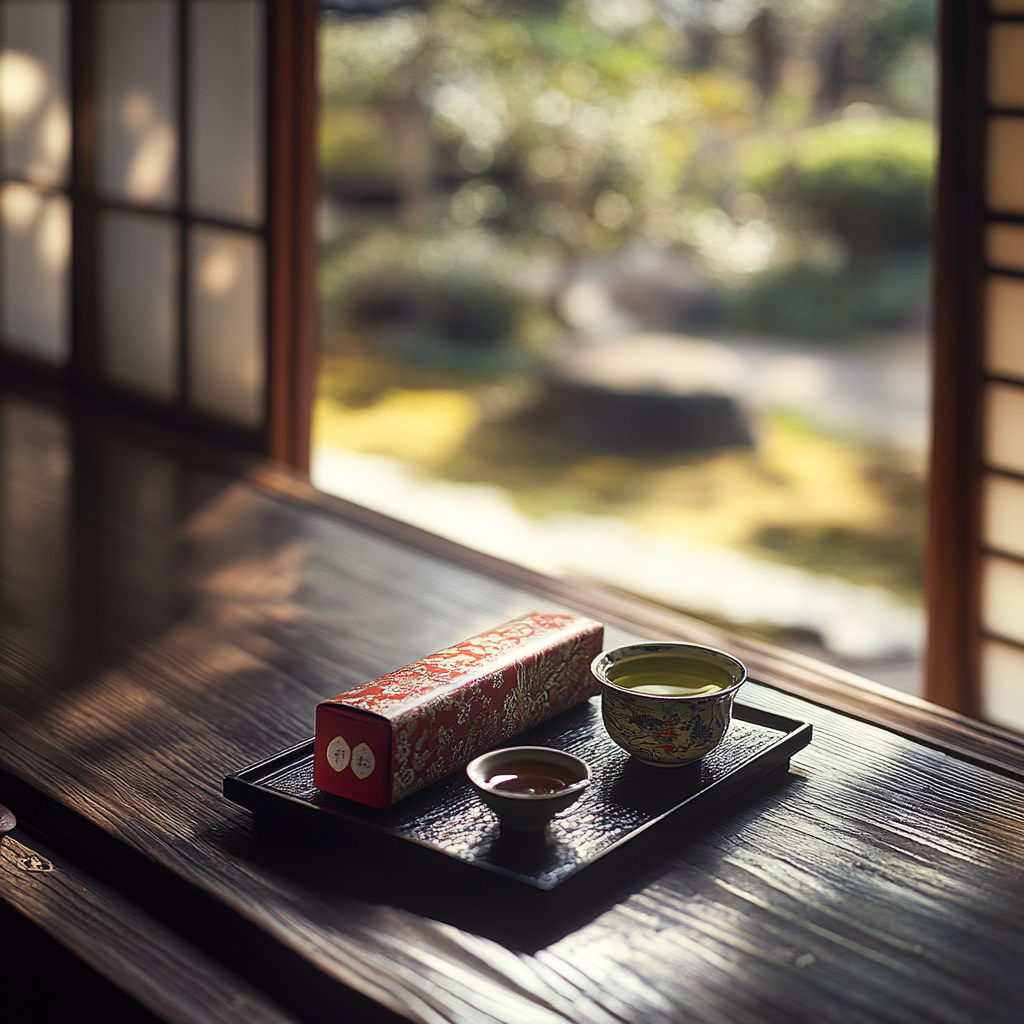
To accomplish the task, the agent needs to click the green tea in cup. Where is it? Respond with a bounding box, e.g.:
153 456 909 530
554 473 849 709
606 654 733 697
593 642 747 766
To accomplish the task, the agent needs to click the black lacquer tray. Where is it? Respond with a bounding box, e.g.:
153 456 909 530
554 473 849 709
224 698 810 901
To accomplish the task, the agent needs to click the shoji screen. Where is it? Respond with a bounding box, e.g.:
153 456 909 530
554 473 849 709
0 1 71 366
0 0 319 457
929 0 1024 733
94 0 267 427
980 2 1024 731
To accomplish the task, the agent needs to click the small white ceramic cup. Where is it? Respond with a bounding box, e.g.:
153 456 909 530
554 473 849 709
593 642 746 767
466 746 590 831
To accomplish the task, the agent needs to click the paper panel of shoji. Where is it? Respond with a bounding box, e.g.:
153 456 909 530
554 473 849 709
985 275 1024 380
990 23 1024 109
984 474 1024 560
0 0 70 187
97 0 178 207
188 0 265 225
987 224 1024 272
188 225 265 427
99 211 178 399
0 183 69 363
985 382 1024 474
980 638 1024 734
988 117 1024 214
982 555 1024 646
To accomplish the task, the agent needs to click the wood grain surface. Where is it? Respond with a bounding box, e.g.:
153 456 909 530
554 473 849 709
1 381 1023 1024
1 829 301 1024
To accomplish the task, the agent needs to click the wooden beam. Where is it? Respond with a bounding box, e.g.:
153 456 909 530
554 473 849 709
267 0 318 471
924 0 988 714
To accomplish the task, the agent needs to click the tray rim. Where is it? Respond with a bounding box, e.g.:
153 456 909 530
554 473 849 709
223 698 812 893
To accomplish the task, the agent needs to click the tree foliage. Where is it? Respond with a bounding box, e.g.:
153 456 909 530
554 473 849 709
319 0 937 347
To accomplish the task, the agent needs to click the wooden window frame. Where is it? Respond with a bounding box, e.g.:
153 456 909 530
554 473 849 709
925 0 987 714
1 0 1013 718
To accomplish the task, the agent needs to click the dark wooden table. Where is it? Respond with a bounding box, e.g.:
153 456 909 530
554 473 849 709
2 375 1023 1024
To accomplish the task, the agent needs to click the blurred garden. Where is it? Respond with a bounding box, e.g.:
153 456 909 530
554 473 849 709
313 0 936 689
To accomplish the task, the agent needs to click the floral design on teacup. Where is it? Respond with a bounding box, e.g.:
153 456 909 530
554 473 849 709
602 687 732 764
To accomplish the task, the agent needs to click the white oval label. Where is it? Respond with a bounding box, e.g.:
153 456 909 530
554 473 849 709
351 743 376 780
326 735 351 772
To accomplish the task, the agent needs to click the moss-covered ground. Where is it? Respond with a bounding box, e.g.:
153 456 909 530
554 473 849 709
315 354 925 604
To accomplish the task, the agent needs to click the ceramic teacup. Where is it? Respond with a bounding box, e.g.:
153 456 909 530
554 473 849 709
466 746 590 831
593 642 746 767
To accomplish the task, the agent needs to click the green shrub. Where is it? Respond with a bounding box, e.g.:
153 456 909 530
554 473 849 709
778 118 936 247
321 228 534 365
723 117 935 337
722 250 930 339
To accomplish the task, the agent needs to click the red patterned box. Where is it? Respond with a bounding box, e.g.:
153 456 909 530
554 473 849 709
313 612 604 808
